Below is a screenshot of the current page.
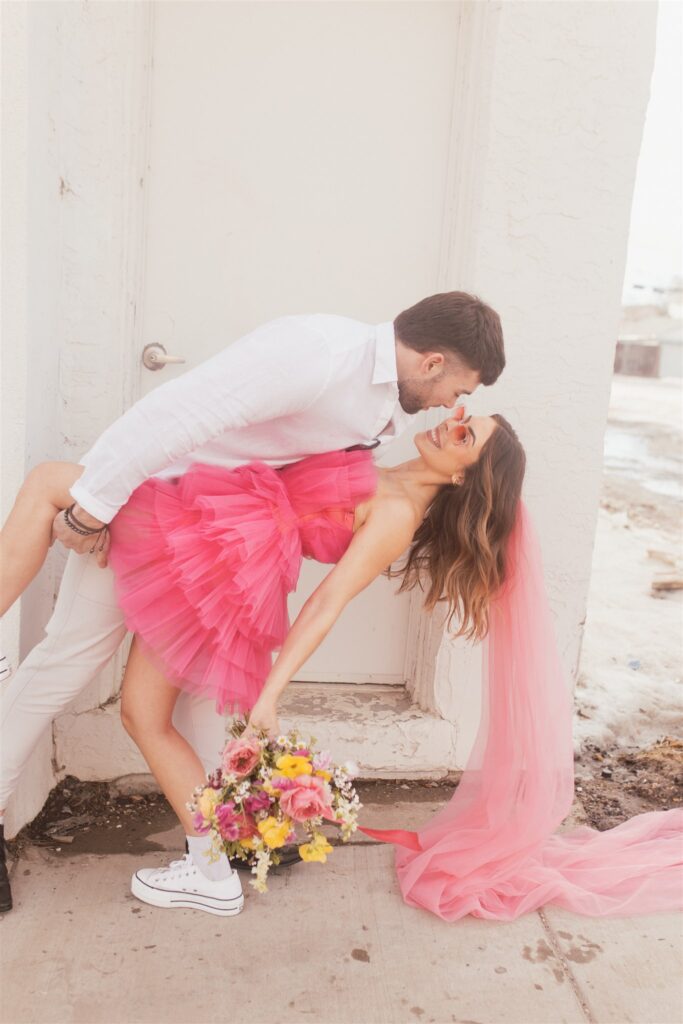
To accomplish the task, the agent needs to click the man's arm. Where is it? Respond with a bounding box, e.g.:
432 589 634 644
69 319 332 523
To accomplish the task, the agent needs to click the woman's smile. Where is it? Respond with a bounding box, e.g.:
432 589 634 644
426 420 470 450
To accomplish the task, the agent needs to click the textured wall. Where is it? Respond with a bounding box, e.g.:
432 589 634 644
430 2 657 760
2 2 150 833
1 2 56 831
2 1 657 829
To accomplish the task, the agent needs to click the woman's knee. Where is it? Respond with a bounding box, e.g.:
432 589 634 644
120 695 145 739
120 692 172 742
21 461 83 511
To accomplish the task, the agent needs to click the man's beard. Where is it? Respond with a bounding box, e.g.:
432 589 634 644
397 376 437 415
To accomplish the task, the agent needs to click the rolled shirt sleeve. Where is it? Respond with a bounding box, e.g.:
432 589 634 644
70 318 332 522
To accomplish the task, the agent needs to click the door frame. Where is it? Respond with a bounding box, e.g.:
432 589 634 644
116 0 499 719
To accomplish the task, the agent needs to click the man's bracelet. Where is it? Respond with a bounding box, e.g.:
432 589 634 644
64 504 106 536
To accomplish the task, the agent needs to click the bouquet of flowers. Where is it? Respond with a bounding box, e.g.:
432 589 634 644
189 720 362 892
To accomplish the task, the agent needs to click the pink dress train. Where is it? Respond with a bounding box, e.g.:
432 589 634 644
361 504 683 920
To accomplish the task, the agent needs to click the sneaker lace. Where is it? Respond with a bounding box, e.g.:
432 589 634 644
151 853 194 882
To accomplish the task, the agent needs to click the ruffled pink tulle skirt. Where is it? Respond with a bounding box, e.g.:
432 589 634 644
108 462 304 713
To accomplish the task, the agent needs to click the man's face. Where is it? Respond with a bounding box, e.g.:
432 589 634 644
397 354 481 415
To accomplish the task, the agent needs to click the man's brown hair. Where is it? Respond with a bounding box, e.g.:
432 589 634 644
394 291 505 386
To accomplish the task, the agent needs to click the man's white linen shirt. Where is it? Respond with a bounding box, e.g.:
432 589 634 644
71 315 415 523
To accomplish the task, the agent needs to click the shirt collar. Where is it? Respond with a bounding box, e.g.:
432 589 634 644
372 322 398 384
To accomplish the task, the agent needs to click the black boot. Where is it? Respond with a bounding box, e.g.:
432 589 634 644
0 824 13 913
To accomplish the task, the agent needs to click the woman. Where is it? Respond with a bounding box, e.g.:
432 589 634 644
2 413 680 920
1 412 519 912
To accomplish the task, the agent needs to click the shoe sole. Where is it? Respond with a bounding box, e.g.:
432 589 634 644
131 873 244 917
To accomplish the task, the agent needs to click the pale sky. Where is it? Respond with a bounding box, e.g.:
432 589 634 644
622 0 682 304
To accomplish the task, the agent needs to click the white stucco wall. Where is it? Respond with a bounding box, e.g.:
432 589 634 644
1 3 57 827
474 0 658 668
2 1 150 831
1 1 657 828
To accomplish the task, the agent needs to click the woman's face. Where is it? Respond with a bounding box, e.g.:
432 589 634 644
414 408 497 483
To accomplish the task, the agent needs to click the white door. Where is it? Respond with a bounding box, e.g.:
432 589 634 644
136 1 461 683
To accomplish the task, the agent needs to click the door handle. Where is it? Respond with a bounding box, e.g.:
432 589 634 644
142 343 187 371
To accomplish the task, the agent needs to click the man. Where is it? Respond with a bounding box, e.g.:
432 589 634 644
0 291 504 913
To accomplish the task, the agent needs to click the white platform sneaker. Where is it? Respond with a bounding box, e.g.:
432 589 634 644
131 855 244 916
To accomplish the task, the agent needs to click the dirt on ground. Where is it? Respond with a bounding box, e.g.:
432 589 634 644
574 735 683 830
9 738 681 860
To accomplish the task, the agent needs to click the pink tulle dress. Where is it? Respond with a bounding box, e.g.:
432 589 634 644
109 457 681 922
108 449 377 713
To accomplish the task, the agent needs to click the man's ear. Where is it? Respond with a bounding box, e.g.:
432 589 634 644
421 351 445 377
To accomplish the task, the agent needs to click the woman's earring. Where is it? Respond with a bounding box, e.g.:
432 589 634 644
451 474 462 487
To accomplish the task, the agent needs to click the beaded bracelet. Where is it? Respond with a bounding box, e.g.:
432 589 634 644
63 505 109 553
64 504 103 536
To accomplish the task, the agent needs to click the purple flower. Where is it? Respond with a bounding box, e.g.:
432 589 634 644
312 751 332 771
192 811 211 835
270 776 298 792
215 802 240 842
243 790 272 815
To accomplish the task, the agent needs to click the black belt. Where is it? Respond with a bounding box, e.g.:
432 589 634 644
345 439 381 452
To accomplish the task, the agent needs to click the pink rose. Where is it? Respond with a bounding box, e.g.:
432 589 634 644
221 735 262 777
279 775 334 823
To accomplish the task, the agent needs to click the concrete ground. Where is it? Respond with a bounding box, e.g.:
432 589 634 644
1 791 681 1024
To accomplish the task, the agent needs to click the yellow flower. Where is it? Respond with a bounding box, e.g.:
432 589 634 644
257 816 291 849
239 836 257 850
299 834 333 863
314 769 332 782
275 754 313 779
197 787 221 820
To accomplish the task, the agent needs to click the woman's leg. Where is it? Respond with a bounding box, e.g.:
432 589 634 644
120 637 206 835
0 462 83 617
121 638 243 915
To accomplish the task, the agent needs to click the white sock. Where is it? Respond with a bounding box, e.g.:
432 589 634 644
186 834 232 881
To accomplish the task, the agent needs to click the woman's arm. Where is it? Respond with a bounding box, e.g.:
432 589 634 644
245 499 418 734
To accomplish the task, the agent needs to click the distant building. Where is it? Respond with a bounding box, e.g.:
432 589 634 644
616 280 683 377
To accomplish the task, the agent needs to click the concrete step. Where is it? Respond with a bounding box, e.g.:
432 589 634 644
53 682 458 784
280 682 458 778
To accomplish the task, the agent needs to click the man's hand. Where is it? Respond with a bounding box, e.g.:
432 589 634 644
243 699 281 740
51 504 111 568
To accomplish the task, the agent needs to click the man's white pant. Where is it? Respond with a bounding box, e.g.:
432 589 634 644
0 550 228 810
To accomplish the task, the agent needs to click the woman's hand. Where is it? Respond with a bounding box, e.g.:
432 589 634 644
244 699 281 739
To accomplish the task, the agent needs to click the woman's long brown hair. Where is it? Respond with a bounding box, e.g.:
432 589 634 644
390 415 526 641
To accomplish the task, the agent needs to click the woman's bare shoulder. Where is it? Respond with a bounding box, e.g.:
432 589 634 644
355 476 421 537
